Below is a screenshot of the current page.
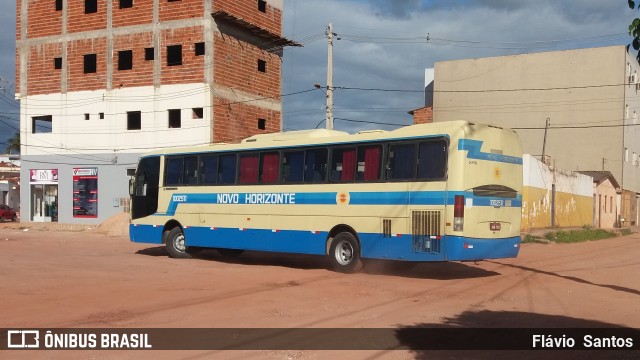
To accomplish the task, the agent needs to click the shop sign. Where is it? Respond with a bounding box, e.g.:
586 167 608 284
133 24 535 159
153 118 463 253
30 169 58 184
73 167 98 218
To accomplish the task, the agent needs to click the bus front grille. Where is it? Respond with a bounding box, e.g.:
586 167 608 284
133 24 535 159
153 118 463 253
412 210 442 254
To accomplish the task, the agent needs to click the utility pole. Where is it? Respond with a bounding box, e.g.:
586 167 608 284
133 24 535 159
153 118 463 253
325 23 335 130
541 117 550 163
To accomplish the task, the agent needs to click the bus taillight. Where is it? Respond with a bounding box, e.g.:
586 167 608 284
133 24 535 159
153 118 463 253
454 195 464 231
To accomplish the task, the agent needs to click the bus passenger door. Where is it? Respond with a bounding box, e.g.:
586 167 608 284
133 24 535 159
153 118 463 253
407 139 448 261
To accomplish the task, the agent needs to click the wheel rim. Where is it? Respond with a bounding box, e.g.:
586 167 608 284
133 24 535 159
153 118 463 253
334 239 354 265
173 233 186 253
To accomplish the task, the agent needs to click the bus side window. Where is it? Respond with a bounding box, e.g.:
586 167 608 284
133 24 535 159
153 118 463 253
239 154 259 184
330 148 356 182
260 152 280 184
283 151 304 183
184 156 198 185
304 148 328 182
387 143 416 180
200 155 218 185
357 145 382 181
218 154 237 184
165 157 184 186
417 140 447 180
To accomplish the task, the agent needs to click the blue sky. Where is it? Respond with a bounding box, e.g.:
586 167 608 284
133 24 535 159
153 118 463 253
1 0 636 150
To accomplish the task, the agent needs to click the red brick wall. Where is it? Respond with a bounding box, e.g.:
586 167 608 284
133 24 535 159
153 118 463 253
112 0 153 28
67 38 107 92
67 0 107 34
16 1 21 41
412 106 433 124
26 0 62 39
160 27 206 85
214 0 282 35
27 43 63 96
213 98 280 143
15 49 20 94
159 0 204 22
113 33 154 88
214 33 281 98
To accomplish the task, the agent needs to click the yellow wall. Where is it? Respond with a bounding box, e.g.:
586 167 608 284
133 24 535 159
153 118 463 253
522 186 593 231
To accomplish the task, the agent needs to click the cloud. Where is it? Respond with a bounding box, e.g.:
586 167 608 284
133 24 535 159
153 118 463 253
282 0 633 133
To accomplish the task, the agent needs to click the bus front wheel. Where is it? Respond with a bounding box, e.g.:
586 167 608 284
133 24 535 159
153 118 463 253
165 227 192 259
329 232 363 273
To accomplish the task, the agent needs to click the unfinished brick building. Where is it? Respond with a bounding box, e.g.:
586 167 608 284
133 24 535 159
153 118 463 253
16 0 297 224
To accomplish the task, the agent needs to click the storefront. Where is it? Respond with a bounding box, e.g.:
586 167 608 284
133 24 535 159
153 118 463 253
29 169 58 222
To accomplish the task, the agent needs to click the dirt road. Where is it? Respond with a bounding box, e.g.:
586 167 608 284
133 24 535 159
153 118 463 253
1 225 638 359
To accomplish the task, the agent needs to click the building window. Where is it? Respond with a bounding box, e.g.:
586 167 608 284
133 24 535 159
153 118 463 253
119 0 133 9
127 111 141 130
54 57 62 70
126 168 136 176
168 109 181 128
84 54 97 73
144 47 154 61
257 59 266 73
85 0 98 14
166 45 182 66
258 0 266 12
118 50 133 71
84 113 90 120
257 118 266 130
55 0 62 11
192 107 203 119
194 42 205 56
99 112 104 119
32 115 53 134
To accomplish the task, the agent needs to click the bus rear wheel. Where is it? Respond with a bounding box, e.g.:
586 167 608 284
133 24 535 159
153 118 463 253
329 232 363 273
165 227 192 259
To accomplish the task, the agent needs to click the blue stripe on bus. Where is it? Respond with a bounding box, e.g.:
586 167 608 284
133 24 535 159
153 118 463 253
159 191 523 216
129 224 520 261
458 139 523 164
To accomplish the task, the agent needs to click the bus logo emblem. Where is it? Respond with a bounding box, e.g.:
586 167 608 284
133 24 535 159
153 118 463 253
337 192 350 205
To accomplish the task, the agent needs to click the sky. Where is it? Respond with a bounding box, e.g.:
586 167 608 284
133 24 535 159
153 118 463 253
0 0 636 150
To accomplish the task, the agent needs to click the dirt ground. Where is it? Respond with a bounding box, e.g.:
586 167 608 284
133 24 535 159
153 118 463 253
0 220 639 359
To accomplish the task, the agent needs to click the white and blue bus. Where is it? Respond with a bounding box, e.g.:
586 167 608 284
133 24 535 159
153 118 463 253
129 121 522 273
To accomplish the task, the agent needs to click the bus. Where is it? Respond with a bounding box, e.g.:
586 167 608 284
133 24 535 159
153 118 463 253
129 121 522 273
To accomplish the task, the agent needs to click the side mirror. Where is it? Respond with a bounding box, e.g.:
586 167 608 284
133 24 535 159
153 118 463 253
129 178 135 196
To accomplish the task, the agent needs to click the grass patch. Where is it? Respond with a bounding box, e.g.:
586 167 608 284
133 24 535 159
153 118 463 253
543 228 617 243
522 234 547 244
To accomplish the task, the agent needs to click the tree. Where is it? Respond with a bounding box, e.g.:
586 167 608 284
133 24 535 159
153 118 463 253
629 1 640 61
5 132 20 154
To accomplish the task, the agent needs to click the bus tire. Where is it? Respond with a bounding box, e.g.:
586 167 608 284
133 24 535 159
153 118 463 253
329 232 363 273
217 248 244 258
165 227 192 259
